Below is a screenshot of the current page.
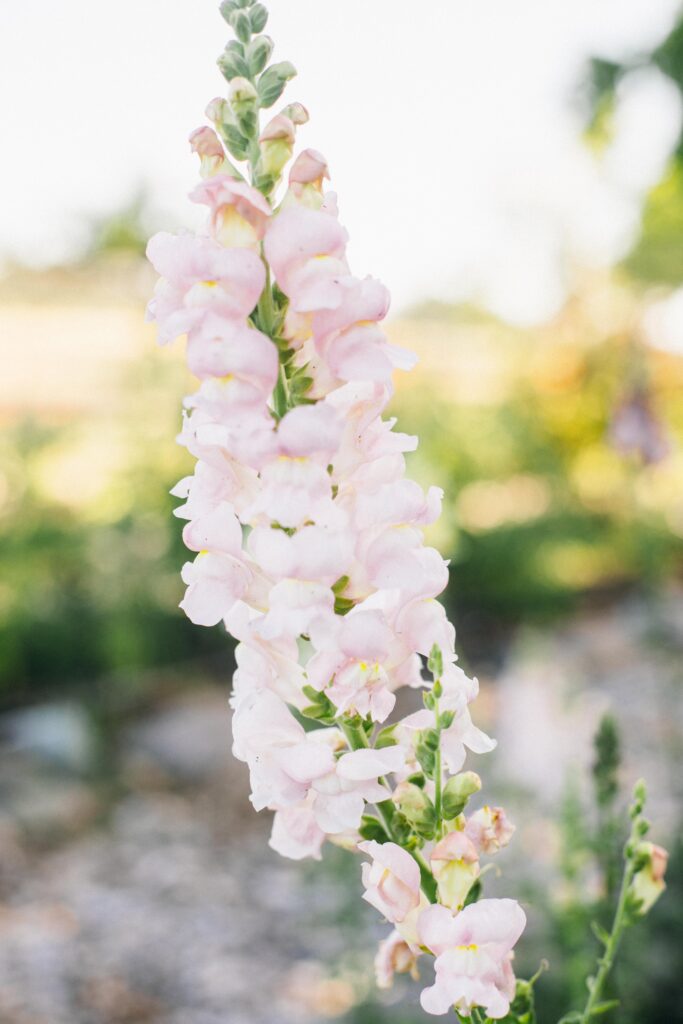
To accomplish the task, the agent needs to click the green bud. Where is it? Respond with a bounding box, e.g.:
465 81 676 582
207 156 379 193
281 102 309 125
231 9 252 43
234 0 252 8
428 643 443 679
219 0 239 22
432 678 443 699
257 61 297 108
423 691 436 711
439 710 455 729
217 47 251 82
246 35 274 75
249 2 269 32
422 728 440 752
375 724 398 749
359 815 389 843
442 772 482 819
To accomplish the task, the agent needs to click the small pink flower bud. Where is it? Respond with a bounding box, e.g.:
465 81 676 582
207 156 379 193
281 102 309 126
430 831 480 911
465 805 515 855
630 842 668 914
375 931 420 989
189 127 227 178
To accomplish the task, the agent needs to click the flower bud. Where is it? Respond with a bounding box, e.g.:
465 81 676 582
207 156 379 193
430 832 480 911
229 76 258 107
392 781 435 836
189 127 227 178
441 771 482 819
257 60 297 109
465 805 515 855
375 931 420 990
258 113 296 179
281 102 309 126
629 841 668 915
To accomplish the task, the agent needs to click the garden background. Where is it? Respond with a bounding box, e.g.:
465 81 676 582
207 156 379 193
0 2 681 1022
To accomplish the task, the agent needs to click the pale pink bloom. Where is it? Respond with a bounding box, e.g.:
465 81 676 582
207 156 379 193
179 551 252 626
284 148 331 208
306 609 398 722
264 206 351 311
358 840 422 924
226 603 307 710
430 832 480 910
355 481 443 531
191 173 271 248
375 930 420 989
146 232 265 345
465 807 515 855
289 148 329 187
393 596 455 660
247 456 334 529
172 458 260 522
186 317 278 387
311 745 405 833
417 899 526 1019
232 690 336 811
259 113 296 145
248 523 353 586
313 277 391 343
270 797 326 860
277 403 343 460
189 126 226 177
258 579 334 640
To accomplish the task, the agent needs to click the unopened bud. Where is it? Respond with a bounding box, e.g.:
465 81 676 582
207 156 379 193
465 804 515 855
629 841 668 915
441 772 482 819
189 127 227 178
229 76 258 107
431 831 480 910
281 102 309 126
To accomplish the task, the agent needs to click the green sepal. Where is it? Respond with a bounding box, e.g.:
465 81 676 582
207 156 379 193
463 878 482 906
332 575 350 595
439 710 455 729
359 815 389 842
375 725 398 749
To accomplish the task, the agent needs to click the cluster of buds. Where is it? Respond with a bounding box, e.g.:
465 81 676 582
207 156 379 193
147 3 667 1020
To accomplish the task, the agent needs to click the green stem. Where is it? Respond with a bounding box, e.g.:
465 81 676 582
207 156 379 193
578 839 636 1023
340 719 436 900
433 693 443 834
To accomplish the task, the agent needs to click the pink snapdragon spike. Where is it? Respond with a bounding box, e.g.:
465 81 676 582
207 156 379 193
149 2 668 1018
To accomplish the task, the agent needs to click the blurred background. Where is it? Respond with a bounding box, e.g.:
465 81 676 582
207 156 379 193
1 1 682 1022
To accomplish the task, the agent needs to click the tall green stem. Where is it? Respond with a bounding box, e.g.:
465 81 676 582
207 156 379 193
578 853 635 1023
340 719 436 900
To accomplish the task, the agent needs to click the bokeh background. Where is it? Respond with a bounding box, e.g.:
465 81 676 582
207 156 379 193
1 2 682 1022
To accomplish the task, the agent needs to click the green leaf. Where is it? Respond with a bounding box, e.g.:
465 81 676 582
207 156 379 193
249 2 269 32
557 1014 582 1024
590 920 611 947
463 878 482 906
257 61 297 108
588 1001 620 1017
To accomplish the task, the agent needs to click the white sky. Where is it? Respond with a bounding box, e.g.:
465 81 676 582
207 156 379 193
1 0 681 322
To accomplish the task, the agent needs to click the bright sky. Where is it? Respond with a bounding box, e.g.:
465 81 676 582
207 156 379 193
1 0 681 322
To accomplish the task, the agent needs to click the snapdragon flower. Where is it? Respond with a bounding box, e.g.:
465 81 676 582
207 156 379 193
149 3 667 1018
